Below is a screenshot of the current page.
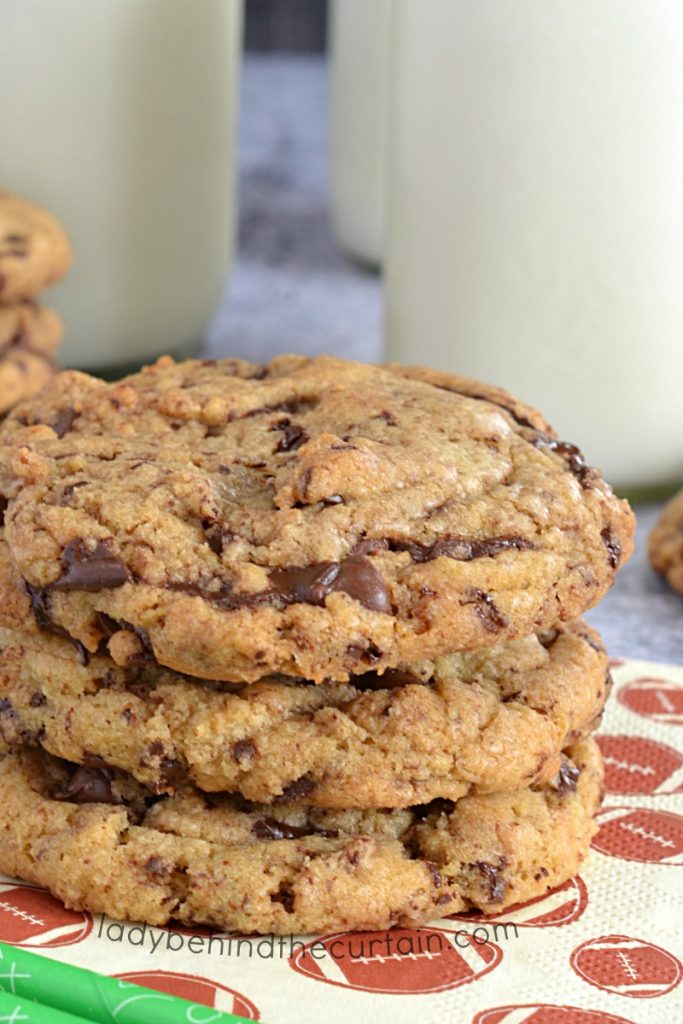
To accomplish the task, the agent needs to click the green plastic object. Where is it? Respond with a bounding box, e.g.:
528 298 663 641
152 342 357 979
0 941 255 1024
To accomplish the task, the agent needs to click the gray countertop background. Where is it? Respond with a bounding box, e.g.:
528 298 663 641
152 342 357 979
206 55 683 666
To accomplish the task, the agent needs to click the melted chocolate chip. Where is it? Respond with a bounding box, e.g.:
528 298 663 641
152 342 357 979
474 859 508 903
53 540 131 593
29 692 47 707
465 589 508 632
394 534 536 563
53 765 122 805
601 526 621 569
269 555 391 614
274 775 315 804
322 494 343 506
0 496 7 526
531 432 592 486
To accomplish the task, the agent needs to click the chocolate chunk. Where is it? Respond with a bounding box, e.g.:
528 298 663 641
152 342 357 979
601 526 621 569
322 494 343 506
274 420 309 453
270 555 391 614
531 432 592 486
49 407 79 439
53 765 122 805
555 761 580 795
274 774 315 804
203 521 234 556
352 667 424 691
53 540 131 592
464 588 508 632
474 859 508 903
232 739 257 765
0 496 7 526
29 692 47 707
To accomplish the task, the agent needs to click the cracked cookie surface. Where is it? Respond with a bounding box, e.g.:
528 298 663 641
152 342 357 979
0 619 609 807
0 356 634 682
0 740 603 935
0 189 72 302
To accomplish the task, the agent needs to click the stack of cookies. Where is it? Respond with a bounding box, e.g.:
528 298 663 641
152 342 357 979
0 188 72 414
0 356 634 934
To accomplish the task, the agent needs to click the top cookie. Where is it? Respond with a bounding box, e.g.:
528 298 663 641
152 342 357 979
0 356 634 682
0 189 73 302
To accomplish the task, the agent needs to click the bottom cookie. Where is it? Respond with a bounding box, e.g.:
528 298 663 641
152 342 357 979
0 741 603 935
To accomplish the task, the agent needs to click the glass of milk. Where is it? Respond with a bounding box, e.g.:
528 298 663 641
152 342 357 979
384 0 683 493
0 0 242 373
330 0 393 268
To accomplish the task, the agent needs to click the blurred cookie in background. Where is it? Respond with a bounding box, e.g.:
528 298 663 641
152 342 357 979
650 490 683 596
0 188 72 303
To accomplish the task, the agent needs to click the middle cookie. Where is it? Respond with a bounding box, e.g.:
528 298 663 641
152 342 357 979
0 619 609 808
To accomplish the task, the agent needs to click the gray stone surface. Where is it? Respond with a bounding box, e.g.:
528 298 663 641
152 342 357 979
207 56 682 664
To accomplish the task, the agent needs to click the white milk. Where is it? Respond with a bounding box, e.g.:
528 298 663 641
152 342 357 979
385 0 683 491
330 0 393 267
0 0 242 372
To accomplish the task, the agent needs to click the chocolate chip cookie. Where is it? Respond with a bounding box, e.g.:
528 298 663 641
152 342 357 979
0 303 63 359
0 189 72 302
0 356 634 682
0 619 609 807
0 740 603 935
649 490 683 596
0 304 61 414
